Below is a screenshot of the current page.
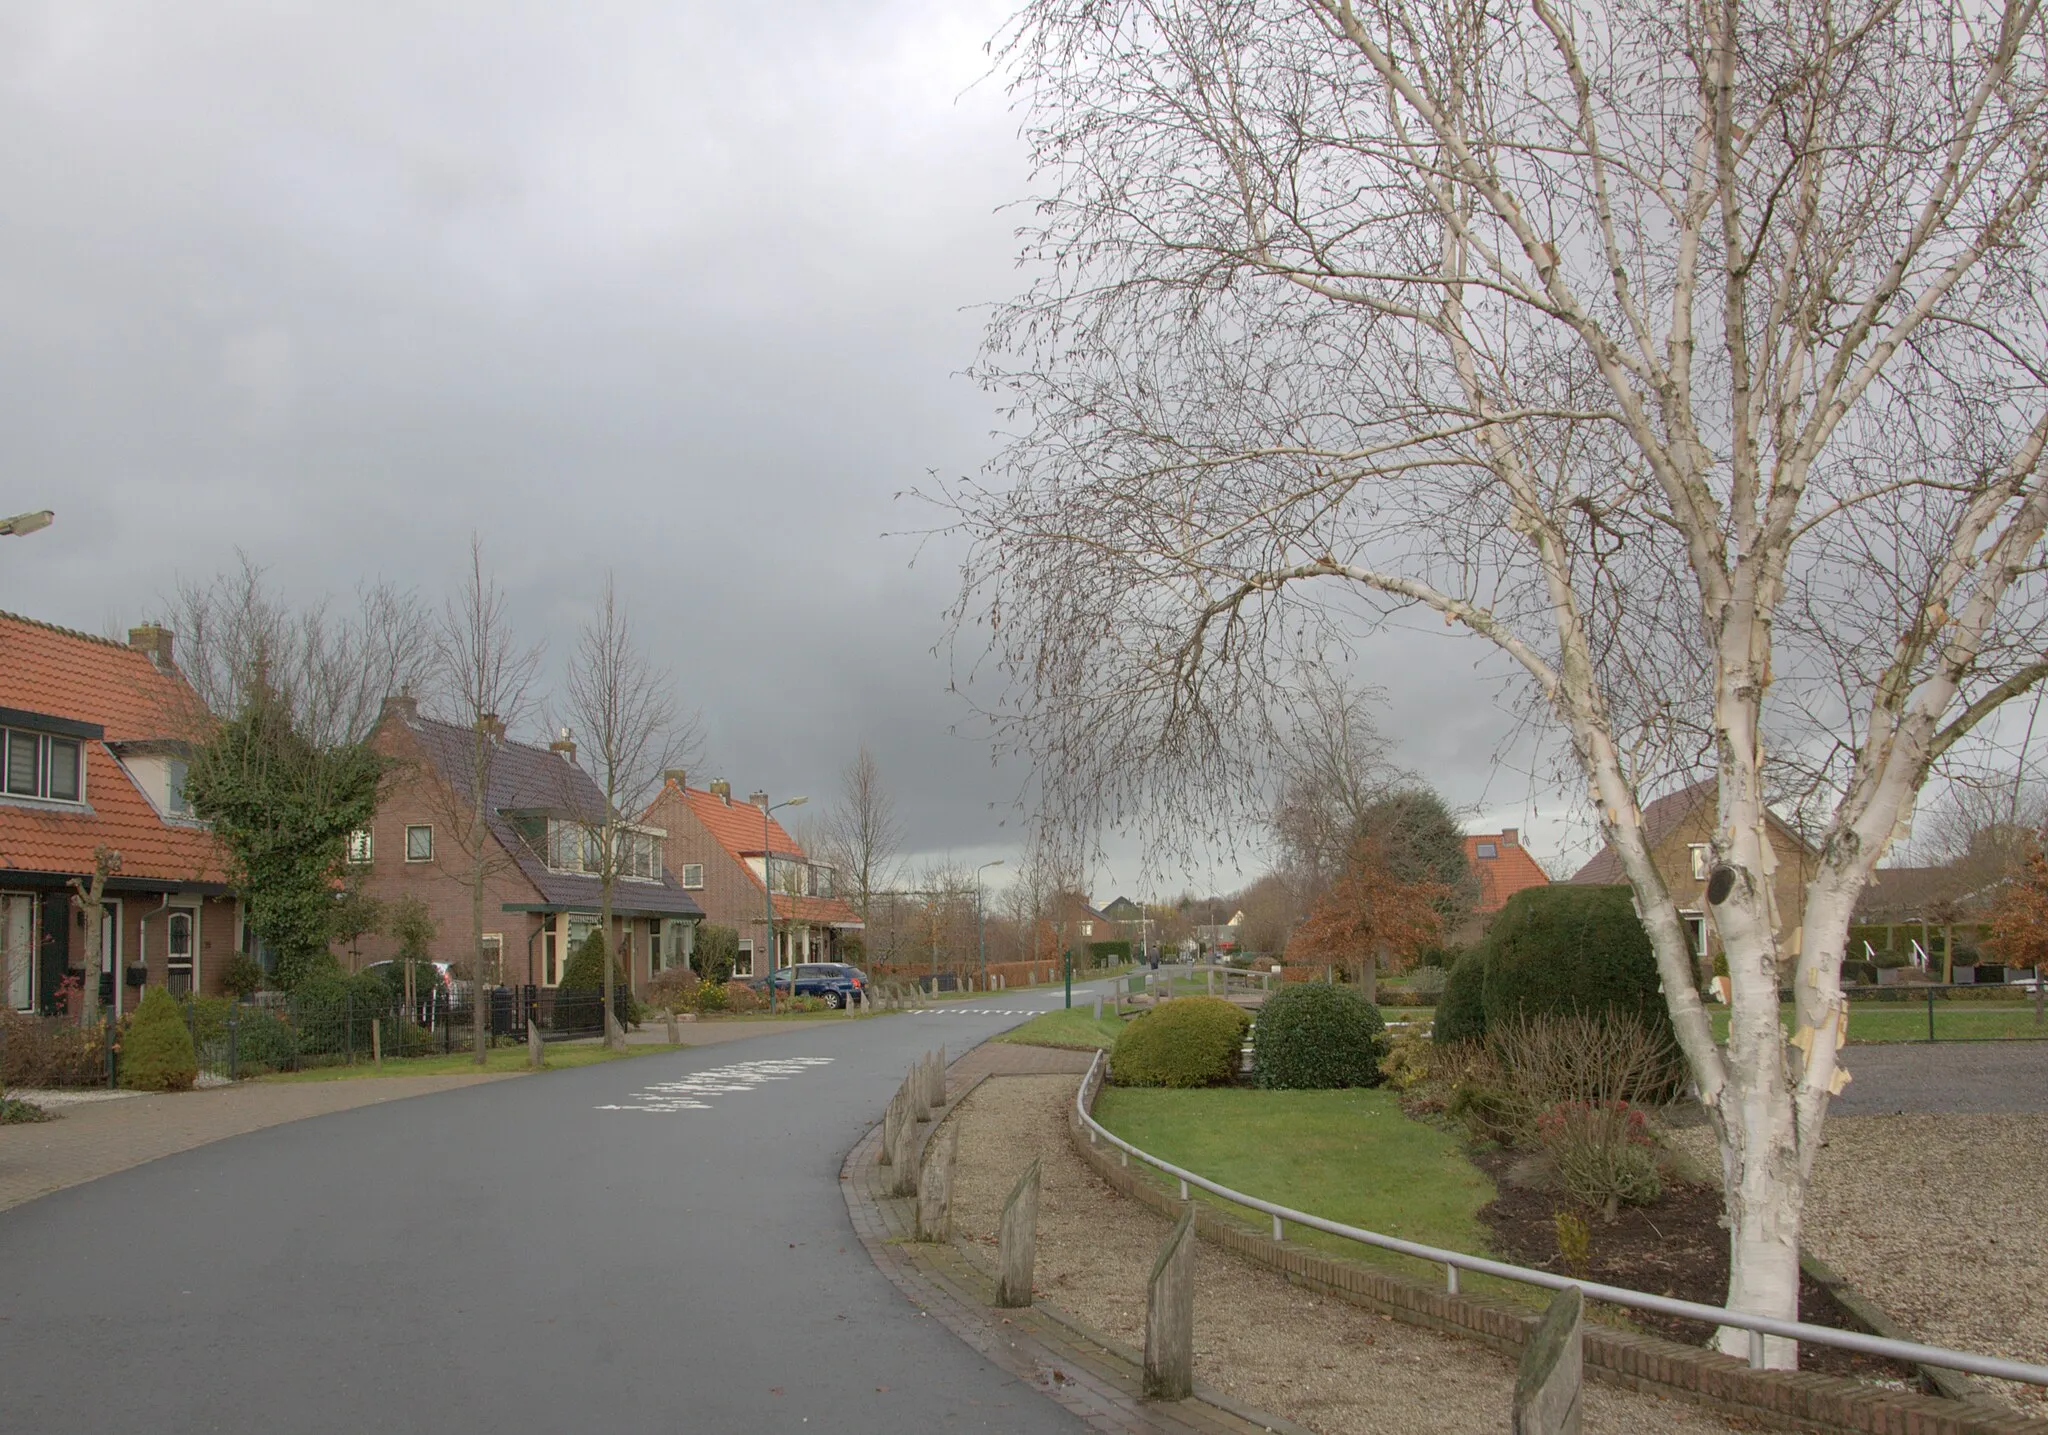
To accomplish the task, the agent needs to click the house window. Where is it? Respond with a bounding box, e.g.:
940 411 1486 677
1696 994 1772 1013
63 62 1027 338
735 938 755 978
166 757 192 816
4 893 37 1010
1689 844 1710 881
405 825 434 862
1081 922 1094 937
1681 911 1706 957
1 728 84 804
480 934 503 985
665 919 692 970
347 828 373 864
680 863 704 890
1475 842 1498 859
542 927 561 986
622 831 662 881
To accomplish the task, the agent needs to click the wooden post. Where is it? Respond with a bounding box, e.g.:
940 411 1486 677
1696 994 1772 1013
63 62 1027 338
1206 968 1214 996
889 1109 918 1197
1511 1287 1583 1435
910 1061 931 1123
915 1121 956 1241
926 1046 946 1110
995 1157 1042 1308
371 1019 383 1070
666 1010 680 1045
526 1019 545 1069
1092 994 1103 1020
1144 1204 1197 1400
880 1089 901 1166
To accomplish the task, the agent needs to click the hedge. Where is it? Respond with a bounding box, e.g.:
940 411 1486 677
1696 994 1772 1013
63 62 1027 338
1253 983 1387 1088
1087 939 1132 966
1479 885 1672 1040
120 987 198 1092
1111 996 1248 1088
1433 947 1490 1044
558 930 629 995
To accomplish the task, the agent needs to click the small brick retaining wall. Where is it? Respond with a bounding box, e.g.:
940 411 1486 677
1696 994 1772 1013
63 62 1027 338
1067 1074 2047 1435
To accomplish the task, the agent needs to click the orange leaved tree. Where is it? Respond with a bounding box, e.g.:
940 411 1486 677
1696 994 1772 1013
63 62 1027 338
1285 837 1446 1001
1983 843 2048 1026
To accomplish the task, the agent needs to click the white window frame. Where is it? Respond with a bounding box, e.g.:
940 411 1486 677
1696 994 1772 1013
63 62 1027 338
1689 843 1711 881
479 933 503 985
1 728 85 805
734 937 755 978
680 863 704 890
405 824 434 863
1680 910 1707 957
347 827 374 864
1475 841 1498 859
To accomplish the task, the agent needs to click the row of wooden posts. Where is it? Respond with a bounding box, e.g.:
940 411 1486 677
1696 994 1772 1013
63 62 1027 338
883 1053 1585 1430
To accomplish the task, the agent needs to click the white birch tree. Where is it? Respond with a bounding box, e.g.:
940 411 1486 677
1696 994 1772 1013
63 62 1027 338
950 0 2048 1362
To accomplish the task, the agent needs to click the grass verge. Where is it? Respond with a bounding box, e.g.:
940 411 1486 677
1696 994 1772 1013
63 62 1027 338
1090 1085 1512 1295
996 1008 1126 1050
255 1041 665 1083
1707 999 2048 1044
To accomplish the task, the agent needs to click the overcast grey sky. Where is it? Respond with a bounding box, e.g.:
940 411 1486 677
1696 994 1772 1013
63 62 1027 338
0 2 1592 896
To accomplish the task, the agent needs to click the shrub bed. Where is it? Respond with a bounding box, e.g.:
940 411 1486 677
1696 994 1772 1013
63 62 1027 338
1480 885 1672 1041
0 1010 107 1086
1254 982 1388 1089
1111 996 1248 1087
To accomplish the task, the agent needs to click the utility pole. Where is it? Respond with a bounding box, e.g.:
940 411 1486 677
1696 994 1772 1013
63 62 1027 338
761 794 807 1013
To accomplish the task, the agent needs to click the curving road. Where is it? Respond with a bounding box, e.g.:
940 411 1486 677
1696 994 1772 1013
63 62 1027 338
1 985 1113 1434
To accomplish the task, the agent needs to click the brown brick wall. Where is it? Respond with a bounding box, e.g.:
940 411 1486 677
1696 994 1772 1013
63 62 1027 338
645 788 792 977
1653 805 1817 974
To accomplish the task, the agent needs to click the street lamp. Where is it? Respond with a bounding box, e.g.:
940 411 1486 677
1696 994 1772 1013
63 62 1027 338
761 794 807 1013
0 510 54 538
975 859 1004 992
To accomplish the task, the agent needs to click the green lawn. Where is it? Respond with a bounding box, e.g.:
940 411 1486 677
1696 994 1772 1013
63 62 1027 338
996 1008 1127 1050
1706 999 2048 1044
256 1041 665 1083
1091 1085 1506 1292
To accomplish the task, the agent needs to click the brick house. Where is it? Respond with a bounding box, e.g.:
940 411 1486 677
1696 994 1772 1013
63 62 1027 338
341 697 703 992
1568 778 1818 972
640 777 861 978
1450 827 1551 941
0 612 241 1015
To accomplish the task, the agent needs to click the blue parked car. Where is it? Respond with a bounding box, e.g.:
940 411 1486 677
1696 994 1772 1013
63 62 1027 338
758 962 870 1008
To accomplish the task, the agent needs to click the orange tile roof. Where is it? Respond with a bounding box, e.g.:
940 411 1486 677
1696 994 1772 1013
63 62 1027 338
0 612 227 884
652 781 863 927
1465 832 1550 912
0 611 203 742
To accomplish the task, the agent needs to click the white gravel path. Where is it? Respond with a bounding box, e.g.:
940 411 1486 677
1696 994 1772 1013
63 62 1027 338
948 1074 1745 1435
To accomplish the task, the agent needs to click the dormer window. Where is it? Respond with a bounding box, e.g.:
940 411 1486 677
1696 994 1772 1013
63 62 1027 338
1475 841 1498 859
3 727 83 803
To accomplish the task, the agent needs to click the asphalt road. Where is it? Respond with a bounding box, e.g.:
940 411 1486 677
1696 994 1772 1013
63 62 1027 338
1 985 1113 1434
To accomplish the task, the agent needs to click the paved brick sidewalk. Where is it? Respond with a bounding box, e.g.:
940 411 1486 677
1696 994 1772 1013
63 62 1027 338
0 1072 512 1213
842 1051 1297 1435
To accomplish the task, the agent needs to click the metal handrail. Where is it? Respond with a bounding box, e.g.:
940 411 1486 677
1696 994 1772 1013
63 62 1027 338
1074 1050 2048 1386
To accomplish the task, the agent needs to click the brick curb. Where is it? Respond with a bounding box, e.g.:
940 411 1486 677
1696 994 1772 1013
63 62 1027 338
839 1064 1300 1435
1067 1073 2048 1435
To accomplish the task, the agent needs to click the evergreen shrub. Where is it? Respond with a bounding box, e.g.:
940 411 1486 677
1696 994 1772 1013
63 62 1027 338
1433 948 1490 1045
1111 996 1248 1087
1479 886 1671 1040
557 930 629 994
1253 982 1388 1089
120 987 199 1092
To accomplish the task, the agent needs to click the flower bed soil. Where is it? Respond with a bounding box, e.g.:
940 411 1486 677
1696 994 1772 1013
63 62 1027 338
1469 1146 1918 1384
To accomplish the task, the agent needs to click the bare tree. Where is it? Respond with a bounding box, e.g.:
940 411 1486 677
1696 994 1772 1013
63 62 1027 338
1269 672 1405 894
951 0 2048 1360
820 746 905 925
560 575 702 1049
432 538 543 1066
67 847 120 1028
167 552 432 744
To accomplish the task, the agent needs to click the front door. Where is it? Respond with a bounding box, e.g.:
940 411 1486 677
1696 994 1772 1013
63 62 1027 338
101 900 124 1019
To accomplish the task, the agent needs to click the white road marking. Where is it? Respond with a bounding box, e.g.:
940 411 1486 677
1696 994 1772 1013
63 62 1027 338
597 1056 836 1112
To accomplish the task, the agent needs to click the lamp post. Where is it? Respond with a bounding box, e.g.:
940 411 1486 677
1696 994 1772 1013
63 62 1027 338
975 859 1004 992
0 510 54 538
761 795 807 1013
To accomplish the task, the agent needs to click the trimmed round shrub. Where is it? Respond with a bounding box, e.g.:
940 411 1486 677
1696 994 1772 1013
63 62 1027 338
557 930 629 994
1111 996 1249 1087
120 987 198 1092
1253 983 1388 1089
1433 948 1489 1045
1480 886 1671 1040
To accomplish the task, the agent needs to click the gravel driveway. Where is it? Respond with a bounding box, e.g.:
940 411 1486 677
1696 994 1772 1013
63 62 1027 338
948 1074 1745 1435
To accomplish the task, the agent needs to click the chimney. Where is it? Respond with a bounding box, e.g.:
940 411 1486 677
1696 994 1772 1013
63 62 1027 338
710 779 732 804
1502 828 1519 846
550 727 577 763
378 692 419 726
478 713 505 744
748 790 770 810
128 624 174 671
664 769 688 791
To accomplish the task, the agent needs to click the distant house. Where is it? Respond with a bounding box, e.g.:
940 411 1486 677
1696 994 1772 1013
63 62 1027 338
0 613 240 1015
1101 894 1154 956
1852 855 2010 974
1569 778 1818 969
641 776 862 978
1464 828 1550 916
343 697 703 992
